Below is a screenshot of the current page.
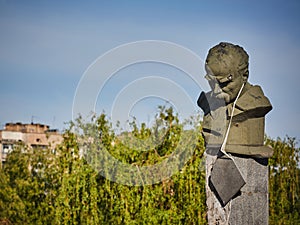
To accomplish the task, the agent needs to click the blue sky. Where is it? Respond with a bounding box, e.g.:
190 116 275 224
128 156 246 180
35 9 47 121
0 0 299 141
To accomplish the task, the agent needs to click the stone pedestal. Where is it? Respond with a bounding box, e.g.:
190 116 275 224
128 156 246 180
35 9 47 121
206 154 269 225
229 156 269 224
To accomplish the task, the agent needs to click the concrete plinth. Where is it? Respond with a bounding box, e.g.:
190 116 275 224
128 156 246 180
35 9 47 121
206 154 269 225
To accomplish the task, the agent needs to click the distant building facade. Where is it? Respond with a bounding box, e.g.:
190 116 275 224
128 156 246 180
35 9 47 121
0 122 63 167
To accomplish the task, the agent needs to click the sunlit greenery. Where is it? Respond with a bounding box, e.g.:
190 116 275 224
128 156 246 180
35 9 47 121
0 107 299 224
267 137 300 225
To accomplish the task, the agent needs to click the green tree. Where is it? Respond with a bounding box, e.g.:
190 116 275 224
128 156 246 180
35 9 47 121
3 106 299 224
268 137 300 224
53 130 100 225
1 145 58 224
0 169 26 224
73 107 207 224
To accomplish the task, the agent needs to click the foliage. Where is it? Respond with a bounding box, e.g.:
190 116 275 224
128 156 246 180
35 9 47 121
72 106 207 224
0 145 58 224
267 137 300 225
0 106 299 224
54 131 100 225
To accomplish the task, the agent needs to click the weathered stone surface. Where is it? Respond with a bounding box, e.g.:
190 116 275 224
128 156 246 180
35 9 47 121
205 154 269 225
205 154 229 225
228 155 269 225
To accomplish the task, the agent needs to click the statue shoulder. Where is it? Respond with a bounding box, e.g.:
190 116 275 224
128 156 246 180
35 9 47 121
235 84 272 119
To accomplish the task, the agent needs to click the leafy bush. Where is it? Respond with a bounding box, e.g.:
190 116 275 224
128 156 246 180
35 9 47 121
0 107 299 224
267 137 300 225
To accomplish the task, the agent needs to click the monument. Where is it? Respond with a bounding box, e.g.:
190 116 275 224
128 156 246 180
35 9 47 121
197 42 273 224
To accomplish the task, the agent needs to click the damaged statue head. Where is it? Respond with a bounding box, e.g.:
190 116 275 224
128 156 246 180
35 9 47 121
197 42 273 208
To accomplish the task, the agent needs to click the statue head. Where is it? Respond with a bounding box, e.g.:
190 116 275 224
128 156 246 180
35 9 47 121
205 42 249 103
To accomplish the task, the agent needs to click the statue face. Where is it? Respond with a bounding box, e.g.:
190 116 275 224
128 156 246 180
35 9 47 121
205 62 245 103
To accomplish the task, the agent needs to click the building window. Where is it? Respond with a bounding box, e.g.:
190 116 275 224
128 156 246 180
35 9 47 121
2 144 13 154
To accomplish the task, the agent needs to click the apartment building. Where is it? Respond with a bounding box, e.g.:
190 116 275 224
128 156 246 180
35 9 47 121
0 122 63 167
